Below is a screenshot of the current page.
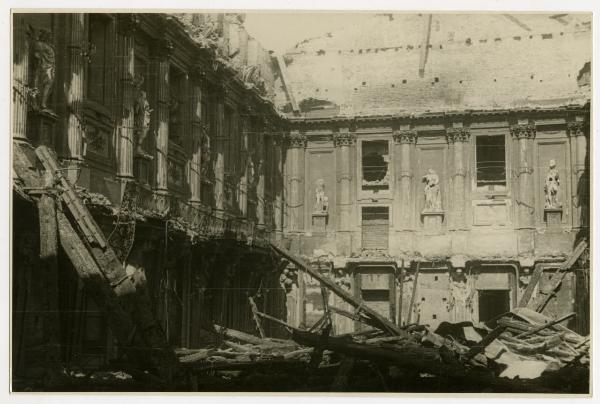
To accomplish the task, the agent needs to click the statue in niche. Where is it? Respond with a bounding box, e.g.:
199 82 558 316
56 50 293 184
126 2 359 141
422 169 442 212
200 128 211 177
168 95 182 145
133 74 153 158
313 179 329 214
28 26 56 111
544 159 561 209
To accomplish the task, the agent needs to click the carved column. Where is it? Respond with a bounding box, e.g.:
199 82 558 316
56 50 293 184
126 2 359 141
286 131 307 232
213 93 225 213
64 14 86 172
273 134 284 236
334 129 356 231
393 129 417 230
256 124 266 227
116 15 137 179
151 38 172 195
511 123 536 257
12 14 29 141
239 115 249 216
568 121 589 231
189 70 204 205
446 127 470 229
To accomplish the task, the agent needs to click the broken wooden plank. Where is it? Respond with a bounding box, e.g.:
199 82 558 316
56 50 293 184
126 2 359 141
37 190 62 385
407 262 420 324
529 240 587 312
291 329 455 376
515 312 576 339
328 305 382 330
254 310 301 332
248 296 266 338
270 243 403 336
213 324 265 345
465 325 507 359
518 264 546 307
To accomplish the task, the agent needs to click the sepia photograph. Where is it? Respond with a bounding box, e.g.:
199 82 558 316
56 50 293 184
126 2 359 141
10 9 591 394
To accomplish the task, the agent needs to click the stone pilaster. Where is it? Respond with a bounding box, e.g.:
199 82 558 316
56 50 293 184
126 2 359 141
12 14 29 142
273 134 284 236
446 127 470 230
567 121 589 231
214 95 225 213
333 129 356 231
286 131 307 232
393 129 417 230
239 115 249 216
256 124 266 227
151 37 173 193
189 70 204 205
116 15 138 179
510 122 536 257
64 14 86 166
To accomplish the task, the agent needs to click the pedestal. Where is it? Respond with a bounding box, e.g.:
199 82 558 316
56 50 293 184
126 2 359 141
544 208 563 227
27 109 58 147
421 211 444 232
312 212 329 233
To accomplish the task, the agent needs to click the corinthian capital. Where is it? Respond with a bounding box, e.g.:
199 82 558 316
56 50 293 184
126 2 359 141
446 127 471 143
510 124 536 139
286 132 307 148
393 129 417 144
567 121 586 137
333 132 356 147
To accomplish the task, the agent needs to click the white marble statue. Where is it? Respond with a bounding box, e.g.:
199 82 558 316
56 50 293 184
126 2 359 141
422 169 442 212
314 179 329 214
544 159 561 209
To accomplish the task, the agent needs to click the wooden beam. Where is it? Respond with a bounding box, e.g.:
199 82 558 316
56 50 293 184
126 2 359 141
515 312 576 339
276 55 300 115
418 14 433 78
407 262 421 324
37 192 62 384
518 264 545 307
270 243 403 336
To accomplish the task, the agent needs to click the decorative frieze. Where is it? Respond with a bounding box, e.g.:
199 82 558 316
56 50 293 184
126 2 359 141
446 127 470 143
392 129 417 144
509 124 536 139
286 132 307 148
567 121 586 137
333 131 356 147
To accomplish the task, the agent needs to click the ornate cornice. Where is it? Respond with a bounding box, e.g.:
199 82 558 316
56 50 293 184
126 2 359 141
117 14 140 35
286 132 307 148
567 121 587 137
151 37 174 60
446 127 471 143
509 124 536 139
333 132 356 147
392 129 418 144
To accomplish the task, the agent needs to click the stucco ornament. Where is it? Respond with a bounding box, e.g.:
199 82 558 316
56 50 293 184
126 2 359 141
544 159 561 209
314 179 329 213
422 169 442 212
29 26 56 111
133 75 153 157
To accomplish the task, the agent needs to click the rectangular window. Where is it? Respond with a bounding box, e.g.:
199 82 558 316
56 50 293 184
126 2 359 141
362 140 390 191
478 290 510 322
87 15 109 104
476 135 506 191
361 206 389 250
169 68 186 147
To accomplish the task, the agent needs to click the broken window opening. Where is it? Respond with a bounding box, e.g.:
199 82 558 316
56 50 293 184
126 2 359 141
476 135 506 191
478 289 510 322
362 140 390 190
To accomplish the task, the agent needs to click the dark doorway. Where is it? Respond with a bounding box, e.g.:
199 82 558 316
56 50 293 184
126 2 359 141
478 290 510 322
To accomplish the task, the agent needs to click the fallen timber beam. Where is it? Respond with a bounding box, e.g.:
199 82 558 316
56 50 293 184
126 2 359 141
465 325 507 359
291 329 458 376
528 240 588 312
270 243 403 336
33 146 178 380
515 312 576 339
